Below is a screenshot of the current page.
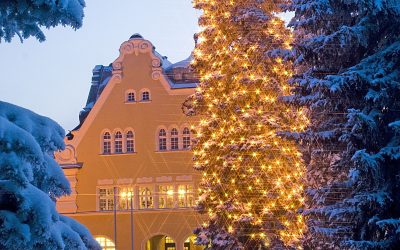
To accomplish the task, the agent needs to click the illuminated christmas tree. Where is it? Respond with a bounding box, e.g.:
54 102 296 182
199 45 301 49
184 0 308 249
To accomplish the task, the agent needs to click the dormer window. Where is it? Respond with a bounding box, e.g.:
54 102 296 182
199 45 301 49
142 91 150 101
127 92 135 102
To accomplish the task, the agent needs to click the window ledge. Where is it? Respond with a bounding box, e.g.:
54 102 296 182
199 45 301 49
155 149 191 153
138 100 152 103
97 207 195 212
125 101 137 104
100 152 137 156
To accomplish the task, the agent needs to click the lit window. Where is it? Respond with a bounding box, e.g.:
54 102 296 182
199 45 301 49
103 132 111 154
114 131 123 153
139 187 153 209
95 236 115 250
98 187 114 211
184 236 199 250
159 129 167 151
165 236 174 244
126 131 135 153
182 127 190 149
165 236 176 250
158 185 174 208
178 185 194 208
142 91 150 101
118 187 133 210
170 128 179 150
127 92 135 102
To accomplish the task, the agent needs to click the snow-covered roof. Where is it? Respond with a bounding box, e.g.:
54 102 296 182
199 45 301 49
155 51 173 69
165 55 193 70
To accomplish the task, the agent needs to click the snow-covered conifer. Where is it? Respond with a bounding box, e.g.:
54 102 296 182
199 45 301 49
0 102 100 249
287 0 400 248
0 0 85 42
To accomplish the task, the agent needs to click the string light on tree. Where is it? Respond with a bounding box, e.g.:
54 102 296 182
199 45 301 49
184 0 308 249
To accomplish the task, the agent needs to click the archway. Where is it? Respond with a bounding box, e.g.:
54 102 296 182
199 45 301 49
146 235 176 250
184 235 205 250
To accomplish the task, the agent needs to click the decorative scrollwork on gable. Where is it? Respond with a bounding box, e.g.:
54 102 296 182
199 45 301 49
55 144 77 164
151 70 162 81
111 38 162 83
152 58 161 67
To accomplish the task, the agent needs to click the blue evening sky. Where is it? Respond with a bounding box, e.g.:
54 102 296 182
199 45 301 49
0 1 292 131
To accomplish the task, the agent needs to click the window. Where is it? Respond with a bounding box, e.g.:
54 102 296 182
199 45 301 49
165 236 176 250
118 187 133 210
99 187 114 211
183 127 191 149
114 131 123 153
103 132 111 154
184 236 199 250
139 187 153 209
126 131 135 153
178 184 194 208
127 92 135 102
159 129 167 151
170 128 179 150
95 236 115 250
142 91 150 101
158 185 174 208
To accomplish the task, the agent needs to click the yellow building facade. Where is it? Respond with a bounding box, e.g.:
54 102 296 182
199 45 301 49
55 34 204 250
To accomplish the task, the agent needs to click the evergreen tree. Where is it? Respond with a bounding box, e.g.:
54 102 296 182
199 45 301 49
0 0 85 42
0 102 100 249
287 0 400 249
185 0 308 249
0 1 99 248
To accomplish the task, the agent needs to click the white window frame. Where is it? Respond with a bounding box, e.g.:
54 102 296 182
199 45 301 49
177 184 194 208
127 92 135 102
170 128 179 150
126 130 135 153
117 186 134 210
158 185 174 209
182 127 191 150
98 187 115 211
138 186 154 209
114 131 123 154
158 129 167 151
140 89 151 102
102 131 112 154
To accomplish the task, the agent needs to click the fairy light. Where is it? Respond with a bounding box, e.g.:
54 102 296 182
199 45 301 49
188 0 309 248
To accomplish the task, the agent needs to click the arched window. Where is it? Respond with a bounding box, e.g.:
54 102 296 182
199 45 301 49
95 236 115 250
139 187 153 209
127 92 135 102
103 132 111 154
126 131 135 153
159 129 167 151
170 128 179 150
142 91 150 101
182 127 191 150
114 131 123 154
